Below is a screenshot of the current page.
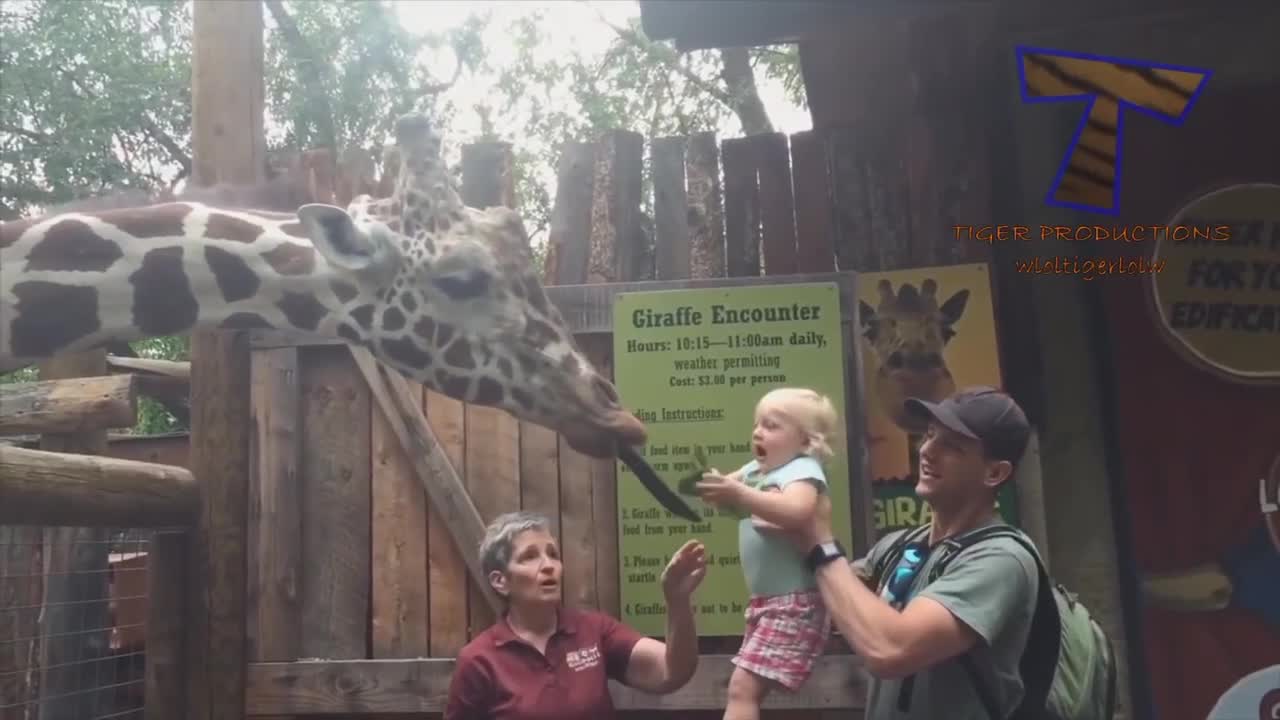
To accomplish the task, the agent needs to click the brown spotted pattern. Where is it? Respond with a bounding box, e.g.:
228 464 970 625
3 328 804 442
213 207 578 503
24 220 123 272
331 280 360 303
9 281 100 357
276 291 328 332
206 246 260 302
221 312 274 329
381 336 432 370
261 242 315 276
381 306 406 332
131 247 198 336
205 213 266 243
102 204 190 238
278 221 308 238
350 304 375 331
443 337 476 370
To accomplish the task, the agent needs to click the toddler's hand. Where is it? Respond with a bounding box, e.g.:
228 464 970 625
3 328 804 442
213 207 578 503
696 468 745 507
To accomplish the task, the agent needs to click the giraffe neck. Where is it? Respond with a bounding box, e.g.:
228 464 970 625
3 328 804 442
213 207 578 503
1 202 376 365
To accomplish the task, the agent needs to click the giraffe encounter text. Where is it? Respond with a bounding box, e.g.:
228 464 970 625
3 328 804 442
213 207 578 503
629 302 823 329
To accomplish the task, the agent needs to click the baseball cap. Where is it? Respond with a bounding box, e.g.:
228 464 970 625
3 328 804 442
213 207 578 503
904 386 1031 463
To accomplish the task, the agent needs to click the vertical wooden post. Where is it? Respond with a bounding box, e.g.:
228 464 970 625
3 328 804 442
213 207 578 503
187 1 263 718
145 529 188 720
36 352 114 719
458 141 523 635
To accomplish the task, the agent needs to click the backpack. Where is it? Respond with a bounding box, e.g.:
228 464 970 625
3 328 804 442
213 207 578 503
871 523 1118 720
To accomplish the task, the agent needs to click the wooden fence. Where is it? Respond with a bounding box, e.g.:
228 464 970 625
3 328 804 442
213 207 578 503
232 127 885 718
0 356 193 720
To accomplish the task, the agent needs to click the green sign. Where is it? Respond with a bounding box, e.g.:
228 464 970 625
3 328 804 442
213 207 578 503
612 282 853 636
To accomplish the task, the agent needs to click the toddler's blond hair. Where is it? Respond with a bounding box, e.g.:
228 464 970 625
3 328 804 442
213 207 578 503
755 387 840 462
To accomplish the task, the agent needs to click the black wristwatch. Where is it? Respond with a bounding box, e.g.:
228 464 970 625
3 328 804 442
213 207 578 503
805 539 846 573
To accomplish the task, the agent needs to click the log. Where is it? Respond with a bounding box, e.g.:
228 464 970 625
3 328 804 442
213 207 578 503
0 374 138 435
0 445 198 527
243 654 869 714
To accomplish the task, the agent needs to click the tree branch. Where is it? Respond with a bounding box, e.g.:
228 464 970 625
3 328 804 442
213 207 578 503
264 0 338 150
585 3 733 107
55 66 192 173
0 123 51 143
584 2 774 135
719 46 773 135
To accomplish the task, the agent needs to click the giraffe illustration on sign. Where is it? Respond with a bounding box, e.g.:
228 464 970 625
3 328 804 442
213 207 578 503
1 114 645 469
858 278 970 478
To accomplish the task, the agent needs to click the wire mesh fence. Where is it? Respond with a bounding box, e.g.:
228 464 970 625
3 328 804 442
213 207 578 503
1 527 151 720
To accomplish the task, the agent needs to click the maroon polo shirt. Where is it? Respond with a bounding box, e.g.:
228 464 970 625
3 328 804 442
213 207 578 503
444 607 646 720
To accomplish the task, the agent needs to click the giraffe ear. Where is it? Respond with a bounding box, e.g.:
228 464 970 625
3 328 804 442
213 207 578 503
297 204 397 277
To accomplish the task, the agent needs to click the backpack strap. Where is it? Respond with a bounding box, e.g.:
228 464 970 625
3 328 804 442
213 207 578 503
870 524 931 595
926 525 1061 720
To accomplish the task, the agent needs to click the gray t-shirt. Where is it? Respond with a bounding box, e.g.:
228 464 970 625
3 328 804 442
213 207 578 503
852 521 1039 720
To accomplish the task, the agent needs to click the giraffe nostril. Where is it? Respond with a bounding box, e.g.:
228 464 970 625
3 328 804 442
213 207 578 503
592 375 620 406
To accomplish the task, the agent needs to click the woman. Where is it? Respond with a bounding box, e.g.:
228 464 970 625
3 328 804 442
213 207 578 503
444 510 707 719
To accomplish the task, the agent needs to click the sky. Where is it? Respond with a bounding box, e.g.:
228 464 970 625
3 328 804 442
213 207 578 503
386 0 812 141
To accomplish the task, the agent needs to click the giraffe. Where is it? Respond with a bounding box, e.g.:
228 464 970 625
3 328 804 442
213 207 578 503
0 113 642 464
858 278 969 481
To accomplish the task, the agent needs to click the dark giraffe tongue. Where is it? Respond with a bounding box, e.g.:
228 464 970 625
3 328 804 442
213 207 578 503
617 445 701 523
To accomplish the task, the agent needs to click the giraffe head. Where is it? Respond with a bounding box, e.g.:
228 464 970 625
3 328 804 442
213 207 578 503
298 114 647 458
859 278 969 433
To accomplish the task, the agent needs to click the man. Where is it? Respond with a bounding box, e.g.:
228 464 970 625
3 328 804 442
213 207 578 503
794 386 1039 719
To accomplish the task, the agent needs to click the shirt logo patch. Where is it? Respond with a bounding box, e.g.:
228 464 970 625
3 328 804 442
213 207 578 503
565 644 601 672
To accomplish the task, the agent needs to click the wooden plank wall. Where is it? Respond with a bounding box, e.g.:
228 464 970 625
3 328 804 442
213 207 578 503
243 125 868 718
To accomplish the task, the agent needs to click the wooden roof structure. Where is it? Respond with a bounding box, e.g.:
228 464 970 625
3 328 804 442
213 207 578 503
638 0 1259 52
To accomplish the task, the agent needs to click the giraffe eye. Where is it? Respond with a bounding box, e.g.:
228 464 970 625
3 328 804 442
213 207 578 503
432 268 491 301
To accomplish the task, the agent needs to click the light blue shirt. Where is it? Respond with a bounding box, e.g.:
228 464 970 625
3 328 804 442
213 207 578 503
736 455 828 597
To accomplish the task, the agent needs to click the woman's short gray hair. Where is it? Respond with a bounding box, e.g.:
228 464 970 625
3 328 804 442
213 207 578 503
479 510 553 577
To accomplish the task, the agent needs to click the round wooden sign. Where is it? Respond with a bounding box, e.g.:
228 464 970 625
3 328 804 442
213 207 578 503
1150 182 1280 383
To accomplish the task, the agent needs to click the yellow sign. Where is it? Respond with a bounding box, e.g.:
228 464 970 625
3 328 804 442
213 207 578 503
1151 183 1280 382
856 263 1016 536
612 282 851 636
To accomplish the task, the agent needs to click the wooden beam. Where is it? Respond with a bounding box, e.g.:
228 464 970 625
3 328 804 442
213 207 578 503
0 445 198 527
0 374 138 435
107 355 191 379
244 654 869 715
348 347 502 614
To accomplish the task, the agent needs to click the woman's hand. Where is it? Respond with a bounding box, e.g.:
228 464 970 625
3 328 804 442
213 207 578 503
695 468 746 509
661 539 708 601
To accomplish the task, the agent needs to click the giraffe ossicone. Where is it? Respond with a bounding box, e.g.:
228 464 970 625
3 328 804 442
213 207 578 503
0 113 647 462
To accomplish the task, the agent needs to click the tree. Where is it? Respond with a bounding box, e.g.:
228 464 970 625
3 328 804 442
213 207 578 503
0 0 807 432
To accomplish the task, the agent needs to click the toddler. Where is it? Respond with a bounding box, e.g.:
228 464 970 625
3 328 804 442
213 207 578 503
696 387 839 720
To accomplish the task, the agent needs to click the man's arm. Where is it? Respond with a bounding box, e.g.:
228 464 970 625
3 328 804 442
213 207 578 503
815 541 1037 678
811 559 981 678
